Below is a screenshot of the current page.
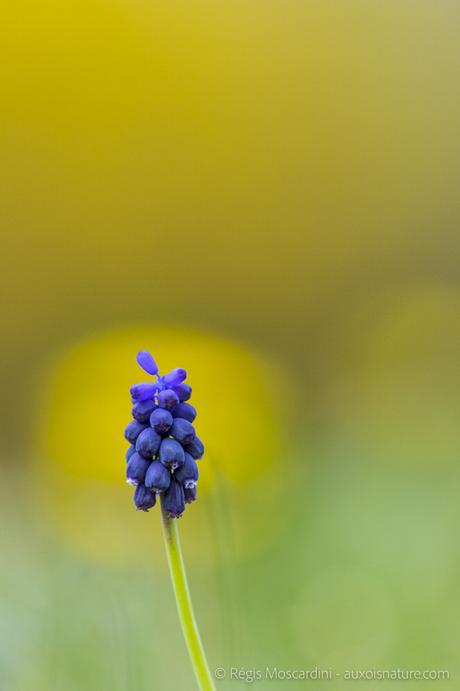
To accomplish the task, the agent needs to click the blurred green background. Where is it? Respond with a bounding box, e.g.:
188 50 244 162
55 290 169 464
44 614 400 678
1 1 459 689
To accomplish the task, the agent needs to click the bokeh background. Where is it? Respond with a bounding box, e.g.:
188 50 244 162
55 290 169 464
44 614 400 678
1 1 460 689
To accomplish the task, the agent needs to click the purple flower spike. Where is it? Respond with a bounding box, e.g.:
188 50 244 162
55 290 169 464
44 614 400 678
136 350 158 375
124 350 205 516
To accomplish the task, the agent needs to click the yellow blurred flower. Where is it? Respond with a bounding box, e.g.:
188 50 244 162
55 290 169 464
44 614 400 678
34 325 296 565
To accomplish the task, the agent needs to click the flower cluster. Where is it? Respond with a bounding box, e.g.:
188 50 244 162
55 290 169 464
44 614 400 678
124 350 204 517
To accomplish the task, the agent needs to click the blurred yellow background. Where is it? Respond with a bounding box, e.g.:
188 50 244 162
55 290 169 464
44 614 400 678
1 1 459 689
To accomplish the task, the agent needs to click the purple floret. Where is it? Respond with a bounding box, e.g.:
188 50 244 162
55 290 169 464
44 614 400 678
136 350 159 376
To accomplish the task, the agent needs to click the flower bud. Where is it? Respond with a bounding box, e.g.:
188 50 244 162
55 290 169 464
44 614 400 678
134 484 156 511
170 418 196 445
159 438 185 470
172 383 192 402
150 408 173 434
126 453 150 485
130 382 157 402
124 420 147 444
162 368 187 387
183 484 197 504
172 402 197 422
163 478 185 518
132 399 156 423
136 350 159 376
135 428 162 458
174 452 199 485
126 444 136 462
158 389 180 410
185 436 204 459
145 460 171 492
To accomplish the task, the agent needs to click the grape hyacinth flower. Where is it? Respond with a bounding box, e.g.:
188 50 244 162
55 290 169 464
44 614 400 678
123 350 214 691
124 350 204 517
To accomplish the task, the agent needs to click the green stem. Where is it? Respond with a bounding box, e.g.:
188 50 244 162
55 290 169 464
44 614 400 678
160 498 216 691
